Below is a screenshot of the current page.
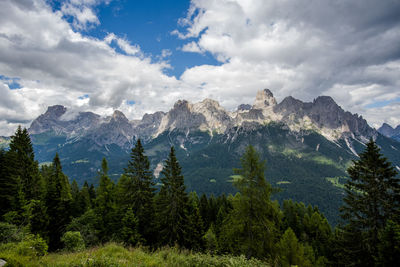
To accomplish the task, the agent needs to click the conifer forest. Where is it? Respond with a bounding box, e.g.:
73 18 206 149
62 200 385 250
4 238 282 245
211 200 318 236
0 126 399 266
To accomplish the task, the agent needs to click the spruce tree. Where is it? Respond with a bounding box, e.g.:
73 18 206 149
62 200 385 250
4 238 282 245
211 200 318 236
94 158 116 242
121 139 156 244
186 192 205 250
45 153 72 250
220 145 281 259
8 126 44 200
156 146 188 247
338 139 400 266
0 149 20 217
120 208 141 246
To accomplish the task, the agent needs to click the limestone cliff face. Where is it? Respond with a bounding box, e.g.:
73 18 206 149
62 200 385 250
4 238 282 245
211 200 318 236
29 89 378 149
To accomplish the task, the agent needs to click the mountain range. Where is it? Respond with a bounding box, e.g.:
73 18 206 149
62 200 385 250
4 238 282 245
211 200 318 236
3 89 400 224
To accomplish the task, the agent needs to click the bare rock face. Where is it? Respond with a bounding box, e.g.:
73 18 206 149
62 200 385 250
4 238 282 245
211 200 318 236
252 89 277 109
136 111 166 139
274 95 375 140
87 110 135 148
155 100 207 136
237 104 251 111
29 105 67 135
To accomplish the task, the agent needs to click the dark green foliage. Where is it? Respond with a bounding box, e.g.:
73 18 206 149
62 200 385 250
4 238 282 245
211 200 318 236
0 222 25 243
377 220 400 266
185 192 205 251
23 199 48 238
120 140 156 244
281 199 332 260
94 158 116 243
44 153 72 250
80 181 92 211
9 126 44 201
0 127 44 222
156 146 189 247
277 228 311 267
338 139 400 266
0 149 20 217
67 209 99 247
70 180 82 218
220 146 281 259
119 208 141 246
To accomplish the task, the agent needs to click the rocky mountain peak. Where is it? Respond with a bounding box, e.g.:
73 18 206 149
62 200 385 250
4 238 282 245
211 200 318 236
313 96 338 110
253 88 277 109
173 100 190 111
44 105 67 119
112 110 129 123
378 123 400 138
29 105 67 134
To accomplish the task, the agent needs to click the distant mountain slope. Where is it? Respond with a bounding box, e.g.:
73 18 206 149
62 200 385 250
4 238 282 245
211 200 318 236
378 123 400 142
25 89 400 224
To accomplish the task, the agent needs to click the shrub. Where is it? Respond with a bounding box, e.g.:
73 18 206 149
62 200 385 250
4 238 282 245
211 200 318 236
0 222 25 244
16 234 48 257
61 231 85 252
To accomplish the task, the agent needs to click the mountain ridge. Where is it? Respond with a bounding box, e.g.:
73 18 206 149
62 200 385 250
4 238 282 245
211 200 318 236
28 89 378 149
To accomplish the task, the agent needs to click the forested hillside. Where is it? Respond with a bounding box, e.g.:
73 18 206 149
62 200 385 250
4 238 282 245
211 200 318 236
1 126 400 266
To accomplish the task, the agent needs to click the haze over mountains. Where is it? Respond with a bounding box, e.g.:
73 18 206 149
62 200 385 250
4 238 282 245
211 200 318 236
3 89 398 225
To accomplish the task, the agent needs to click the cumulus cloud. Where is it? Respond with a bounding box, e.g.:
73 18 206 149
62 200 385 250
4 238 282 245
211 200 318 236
60 0 111 30
0 0 205 135
177 0 400 127
1 0 400 135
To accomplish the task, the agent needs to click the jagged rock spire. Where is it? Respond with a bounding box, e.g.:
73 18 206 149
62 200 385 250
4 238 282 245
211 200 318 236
252 89 277 109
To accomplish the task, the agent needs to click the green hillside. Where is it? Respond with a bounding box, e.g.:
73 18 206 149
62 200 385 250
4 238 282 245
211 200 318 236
30 123 400 225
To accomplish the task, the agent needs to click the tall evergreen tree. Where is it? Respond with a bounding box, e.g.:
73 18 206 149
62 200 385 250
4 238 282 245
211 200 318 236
338 139 400 266
220 145 281 259
120 139 156 244
44 153 72 250
8 126 44 200
186 192 205 251
0 148 20 217
156 146 189 247
94 158 116 242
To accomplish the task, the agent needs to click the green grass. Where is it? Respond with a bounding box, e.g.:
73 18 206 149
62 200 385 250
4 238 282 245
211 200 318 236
0 243 269 267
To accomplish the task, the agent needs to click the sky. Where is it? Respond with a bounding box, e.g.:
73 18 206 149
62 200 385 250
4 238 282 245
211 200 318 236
0 0 400 135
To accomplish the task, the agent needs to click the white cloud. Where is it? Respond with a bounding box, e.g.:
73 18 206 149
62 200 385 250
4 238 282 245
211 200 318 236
177 0 400 127
104 33 141 56
181 41 203 53
1 0 400 135
0 0 202 135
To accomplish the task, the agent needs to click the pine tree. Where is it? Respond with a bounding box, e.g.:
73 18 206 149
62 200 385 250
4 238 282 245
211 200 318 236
220 145 281 259
70 179 82 218
338 139 400 266
185 192 205 250
120 208 141 246
44 153 72 250
156 146 189 247
8 126 44 200
120 139 156 244
199 194 210 229
278 228 311 267
0 149 20 217
80 181 92 211
94 158 116 242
